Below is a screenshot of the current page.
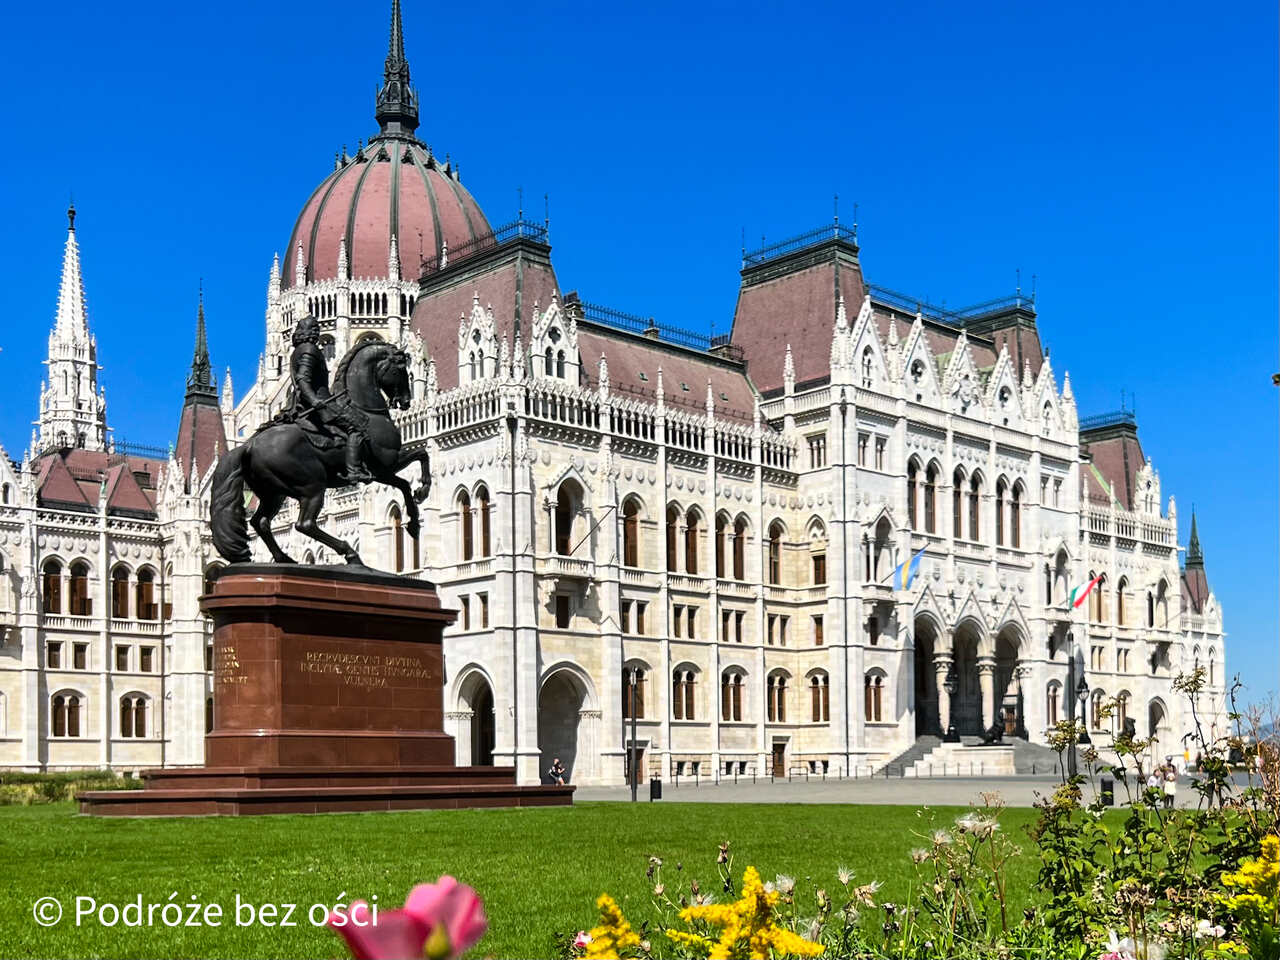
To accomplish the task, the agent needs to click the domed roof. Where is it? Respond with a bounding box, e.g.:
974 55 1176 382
282 141 490 288
280 0 491 288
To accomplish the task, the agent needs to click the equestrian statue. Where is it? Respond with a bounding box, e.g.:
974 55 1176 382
209 316 430 566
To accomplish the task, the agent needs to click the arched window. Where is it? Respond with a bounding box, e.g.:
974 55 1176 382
1147 591 1155 628
544 347 554 376
766 673 788 722
864 672 885 722
1044 564 1053 605
665 504 680 572
69 561 91 616
1010 483 1022 548
1046 682 1061 726
203 565 223 599
1208 649 1216 686
42 559 62 615
672 669 696 720
622 665 646 719
477 486 492 557
1155 580 1169 629
906 460 918 529
119 695 146 738
1116 577 1128 627
733 517 747 580
924 463 938 534
809 521 827 586
1116 692 1130 730
715 514 727 577
555 482 580 556
767 521 784 586
1089 573 1106 623
1 483 9 504
684 509 700 575
459 492 473 562
1090 690 1105 729
861 346 873 388
721 671 743 722
391 505 405 572
51 693 82 737
319 336 336 362
968 474 981 542
468 351 477 381
810 673 830 722
622 498 641 568
111 566 130 619
556 350 566 379
995 478 1006 546
136 568 157 621
952 471 962 542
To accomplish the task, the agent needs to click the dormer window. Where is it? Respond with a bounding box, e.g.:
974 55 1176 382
549 327 561 343
638 372 649 382
680 382 689 391
998 386 1011 407
910 359 924 383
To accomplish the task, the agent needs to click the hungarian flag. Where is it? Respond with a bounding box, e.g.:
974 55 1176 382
1068 575 1103 609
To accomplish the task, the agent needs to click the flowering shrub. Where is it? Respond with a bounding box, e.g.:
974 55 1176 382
1218 833 1279 957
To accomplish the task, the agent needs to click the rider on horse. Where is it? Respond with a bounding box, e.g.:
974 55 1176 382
289 316 372 484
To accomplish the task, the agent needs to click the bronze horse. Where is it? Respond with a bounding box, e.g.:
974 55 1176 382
210 340 429 565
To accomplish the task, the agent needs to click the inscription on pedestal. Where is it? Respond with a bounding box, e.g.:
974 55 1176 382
216 645 248 686
298 649 433 690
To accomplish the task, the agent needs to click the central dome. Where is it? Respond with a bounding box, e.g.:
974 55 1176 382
282 139 490 288
280 0 491 289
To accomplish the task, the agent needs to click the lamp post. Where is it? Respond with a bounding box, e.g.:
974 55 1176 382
1076 675 1091 745
943 661 960 742
628 668 638 803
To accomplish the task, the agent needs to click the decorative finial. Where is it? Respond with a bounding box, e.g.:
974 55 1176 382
67 200 77 231
374 0 419 137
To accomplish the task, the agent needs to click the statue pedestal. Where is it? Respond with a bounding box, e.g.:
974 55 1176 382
79 566 572 816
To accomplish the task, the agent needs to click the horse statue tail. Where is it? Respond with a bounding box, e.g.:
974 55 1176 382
210 444 252 563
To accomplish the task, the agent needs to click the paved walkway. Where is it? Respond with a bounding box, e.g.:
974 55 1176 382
573 774 1210 809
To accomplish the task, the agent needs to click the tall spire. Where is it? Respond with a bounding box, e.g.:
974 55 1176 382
55 202 90 341
1186 508 1204 569
185 289 217 404
374 0 419 138
40 204 107 452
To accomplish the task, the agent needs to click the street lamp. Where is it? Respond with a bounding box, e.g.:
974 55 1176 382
943 662 960 742
628 668 638 803
1076 675 1091 746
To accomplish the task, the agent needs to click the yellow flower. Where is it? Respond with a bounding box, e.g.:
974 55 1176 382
1221 834 1279 911
584 893 642 960
673 866 824 959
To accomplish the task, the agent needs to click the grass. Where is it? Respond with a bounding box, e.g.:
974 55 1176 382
4 801 1050 959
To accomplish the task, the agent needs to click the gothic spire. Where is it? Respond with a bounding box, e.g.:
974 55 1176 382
374 0 419 138
55 202 90 341
1186 508 1204 569
185 290 217 404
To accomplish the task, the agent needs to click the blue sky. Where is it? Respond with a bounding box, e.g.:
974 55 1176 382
0 1 1275 705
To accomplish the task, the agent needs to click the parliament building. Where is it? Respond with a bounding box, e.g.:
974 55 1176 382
0 2 1227 783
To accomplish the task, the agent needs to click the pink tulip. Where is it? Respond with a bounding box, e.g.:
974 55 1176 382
574 931 594 948
329 877 487 960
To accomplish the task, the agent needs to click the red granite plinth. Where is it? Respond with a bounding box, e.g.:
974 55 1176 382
79 565 573 816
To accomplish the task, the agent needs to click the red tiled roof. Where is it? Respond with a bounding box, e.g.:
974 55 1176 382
283 139 490 287
577 328 756 423
1181 568 1210 614
1080 432 1144 511
174 402 227 486
33 448 162 517
730 254 865 393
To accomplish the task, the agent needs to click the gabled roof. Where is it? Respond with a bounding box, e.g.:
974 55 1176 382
32 448 162 518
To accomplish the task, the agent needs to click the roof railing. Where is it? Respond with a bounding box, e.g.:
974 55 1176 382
577 300 745 362
742 224 857 268
419 218 548 276
1080 410 1137 431
868 284 1036 329
111 439 169 461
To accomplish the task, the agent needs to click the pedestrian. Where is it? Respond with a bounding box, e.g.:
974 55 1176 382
1146 769 1160 796
1163 767 1177 810
548 757 566 785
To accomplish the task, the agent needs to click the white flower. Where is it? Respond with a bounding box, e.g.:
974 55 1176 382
1194 919 1225 939
653 883 664 896
909 848 930 864
764 881 776 894
775 874 796 895
932 829 953 846
836 866 854 886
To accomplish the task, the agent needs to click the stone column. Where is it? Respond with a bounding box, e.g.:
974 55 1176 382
933 652 953 737
977 656 996 730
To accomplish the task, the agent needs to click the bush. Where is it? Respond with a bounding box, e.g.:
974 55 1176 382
0 770 142 804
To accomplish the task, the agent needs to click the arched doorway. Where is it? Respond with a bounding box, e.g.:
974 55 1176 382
952 621 984 736
538 668 589 783
1148 698 1168 764
913 617 939 737
456 671 496 767
994 627 1023 737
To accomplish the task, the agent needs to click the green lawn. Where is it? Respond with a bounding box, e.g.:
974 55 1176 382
4 801 1048 959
